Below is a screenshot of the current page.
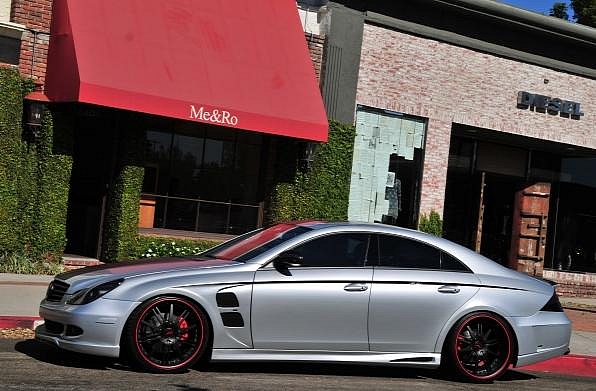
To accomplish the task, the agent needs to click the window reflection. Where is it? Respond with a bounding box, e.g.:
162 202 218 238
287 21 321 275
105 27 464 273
141 122 264 234
551 157 596 273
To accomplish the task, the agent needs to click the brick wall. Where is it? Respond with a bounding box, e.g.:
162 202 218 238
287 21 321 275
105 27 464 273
305 32 325 87
11 0 52 82
544 270 596 298
356 23 596 217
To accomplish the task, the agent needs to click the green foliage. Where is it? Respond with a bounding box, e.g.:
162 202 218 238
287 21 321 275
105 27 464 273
0 67 24 253
550 2 570 20
418 210 443 237
571 0 596 27
135 236 218 259
267 121 356 224
0 251 64 275
0 68 72 265
101 165 145 262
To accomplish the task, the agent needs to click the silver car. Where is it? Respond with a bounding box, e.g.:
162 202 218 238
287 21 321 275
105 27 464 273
36 221 571 382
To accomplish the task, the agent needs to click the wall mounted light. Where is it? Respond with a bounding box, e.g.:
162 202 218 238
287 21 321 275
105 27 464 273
23 83 49 143
299 141 318 171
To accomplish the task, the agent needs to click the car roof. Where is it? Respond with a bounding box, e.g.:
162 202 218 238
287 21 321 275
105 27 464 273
289 220 518 276
295 220 425 236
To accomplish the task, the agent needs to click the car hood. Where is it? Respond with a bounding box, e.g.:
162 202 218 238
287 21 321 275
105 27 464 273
55 257 240 288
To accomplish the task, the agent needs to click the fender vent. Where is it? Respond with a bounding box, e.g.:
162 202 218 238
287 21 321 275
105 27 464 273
220 312 244 327
216 292 239 307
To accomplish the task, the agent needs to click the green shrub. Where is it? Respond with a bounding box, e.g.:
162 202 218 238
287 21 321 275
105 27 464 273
0 67 24 253
134 236 218 259
268 120 356 224
418 210 443 237
101 165 145 262
0 251 64 275
0 68 72 262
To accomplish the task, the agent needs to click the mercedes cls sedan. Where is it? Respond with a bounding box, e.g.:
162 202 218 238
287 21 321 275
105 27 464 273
36 221 571 382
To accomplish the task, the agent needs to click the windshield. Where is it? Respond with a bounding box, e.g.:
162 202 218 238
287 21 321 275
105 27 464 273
201 224 313 262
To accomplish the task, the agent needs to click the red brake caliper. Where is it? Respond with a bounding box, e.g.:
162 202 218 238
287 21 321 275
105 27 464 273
178 317 189 341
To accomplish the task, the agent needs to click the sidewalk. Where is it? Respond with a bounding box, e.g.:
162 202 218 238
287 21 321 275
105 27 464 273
0 273 52 328
0 272 595 377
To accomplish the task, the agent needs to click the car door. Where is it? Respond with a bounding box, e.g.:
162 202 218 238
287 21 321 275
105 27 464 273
251 232 373 351
368 234 481 353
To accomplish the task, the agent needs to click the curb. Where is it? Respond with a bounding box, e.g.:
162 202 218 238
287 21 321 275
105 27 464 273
0 316 43 330
563 304 596 314
520 354 596 378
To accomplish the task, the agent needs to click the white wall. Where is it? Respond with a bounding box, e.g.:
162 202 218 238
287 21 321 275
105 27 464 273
0 0 11 22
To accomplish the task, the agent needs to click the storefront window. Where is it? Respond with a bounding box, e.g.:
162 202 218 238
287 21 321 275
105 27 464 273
444 129 596 274
347 107 426 228
141 122 264 234
550 158 596 273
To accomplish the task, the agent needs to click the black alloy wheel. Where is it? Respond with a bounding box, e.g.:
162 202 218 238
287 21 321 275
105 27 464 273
125 296 210 372
445 312 514 383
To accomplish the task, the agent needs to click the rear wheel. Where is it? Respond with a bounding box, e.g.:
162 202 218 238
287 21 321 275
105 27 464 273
444 312 514 383
124 296 210 373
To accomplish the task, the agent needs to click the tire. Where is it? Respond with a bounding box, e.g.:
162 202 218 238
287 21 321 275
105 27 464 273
124 296 210 373
442 311 515 383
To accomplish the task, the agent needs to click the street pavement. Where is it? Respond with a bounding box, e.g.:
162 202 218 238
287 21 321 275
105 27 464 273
0 272 595 378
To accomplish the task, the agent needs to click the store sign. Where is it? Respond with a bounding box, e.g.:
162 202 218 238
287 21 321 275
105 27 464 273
189 105 239 126
517 91 584 119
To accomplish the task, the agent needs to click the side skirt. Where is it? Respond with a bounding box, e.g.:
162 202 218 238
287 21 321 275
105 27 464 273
211 349 441 368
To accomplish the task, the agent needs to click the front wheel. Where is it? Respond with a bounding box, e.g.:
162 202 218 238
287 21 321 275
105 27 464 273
124 296 210 373
443 312 515 383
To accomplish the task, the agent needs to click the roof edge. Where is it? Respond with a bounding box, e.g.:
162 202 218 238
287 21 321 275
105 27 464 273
365 11 596 79
441 0 596 43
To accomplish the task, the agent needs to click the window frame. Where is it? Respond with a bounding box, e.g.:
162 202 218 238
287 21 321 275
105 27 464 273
277 232 376 269
371 233 472 273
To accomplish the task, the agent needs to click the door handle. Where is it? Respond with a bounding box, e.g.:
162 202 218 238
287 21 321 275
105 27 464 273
438 285 460 294
344 283 368 292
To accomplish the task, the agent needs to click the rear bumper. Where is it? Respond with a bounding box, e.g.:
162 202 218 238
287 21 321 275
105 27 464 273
512 311 572 367
516 344 570 367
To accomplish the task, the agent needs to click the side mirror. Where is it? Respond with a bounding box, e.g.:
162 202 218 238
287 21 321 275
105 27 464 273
273 251 304 269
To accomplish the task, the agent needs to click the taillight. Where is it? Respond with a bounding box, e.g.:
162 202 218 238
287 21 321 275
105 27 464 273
540 292 564 312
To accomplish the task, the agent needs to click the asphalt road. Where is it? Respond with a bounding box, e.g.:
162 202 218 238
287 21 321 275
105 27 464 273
0 339 594 391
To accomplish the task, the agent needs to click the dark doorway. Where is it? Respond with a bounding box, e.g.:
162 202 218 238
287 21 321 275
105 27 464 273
381 152 423 229
445 126 596 275
65 111 116 258
444 171 516 265
479 175 516 265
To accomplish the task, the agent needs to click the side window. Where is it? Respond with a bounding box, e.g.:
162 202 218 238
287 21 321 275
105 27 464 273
292 233 370 267
378 235 441 269
441 251 470 272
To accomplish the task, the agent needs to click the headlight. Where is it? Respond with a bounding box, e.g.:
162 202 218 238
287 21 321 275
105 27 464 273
66 279 124 305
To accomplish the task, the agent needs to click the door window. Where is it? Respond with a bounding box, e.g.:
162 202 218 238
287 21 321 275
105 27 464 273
377 235 468 271
291 233 370 267
378 235 440 269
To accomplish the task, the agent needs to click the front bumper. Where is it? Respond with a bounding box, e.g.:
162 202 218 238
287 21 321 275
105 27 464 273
35 298 139 358
512 311 572 367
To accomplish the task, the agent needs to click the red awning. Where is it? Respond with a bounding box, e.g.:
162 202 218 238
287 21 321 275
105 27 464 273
45 0 328 141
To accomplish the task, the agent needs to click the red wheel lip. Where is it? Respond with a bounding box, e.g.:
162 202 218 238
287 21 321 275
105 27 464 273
452 313 514 382
133 297 207 371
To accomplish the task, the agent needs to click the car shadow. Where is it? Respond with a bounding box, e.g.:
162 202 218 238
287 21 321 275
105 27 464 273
14 339 537 383
15 339 121 371
199 360 536 383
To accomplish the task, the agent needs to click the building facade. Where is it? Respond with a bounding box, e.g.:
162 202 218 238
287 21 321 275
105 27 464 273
3 0 596 295
2 0 329 260
0 0 50 82
314 0 596 294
